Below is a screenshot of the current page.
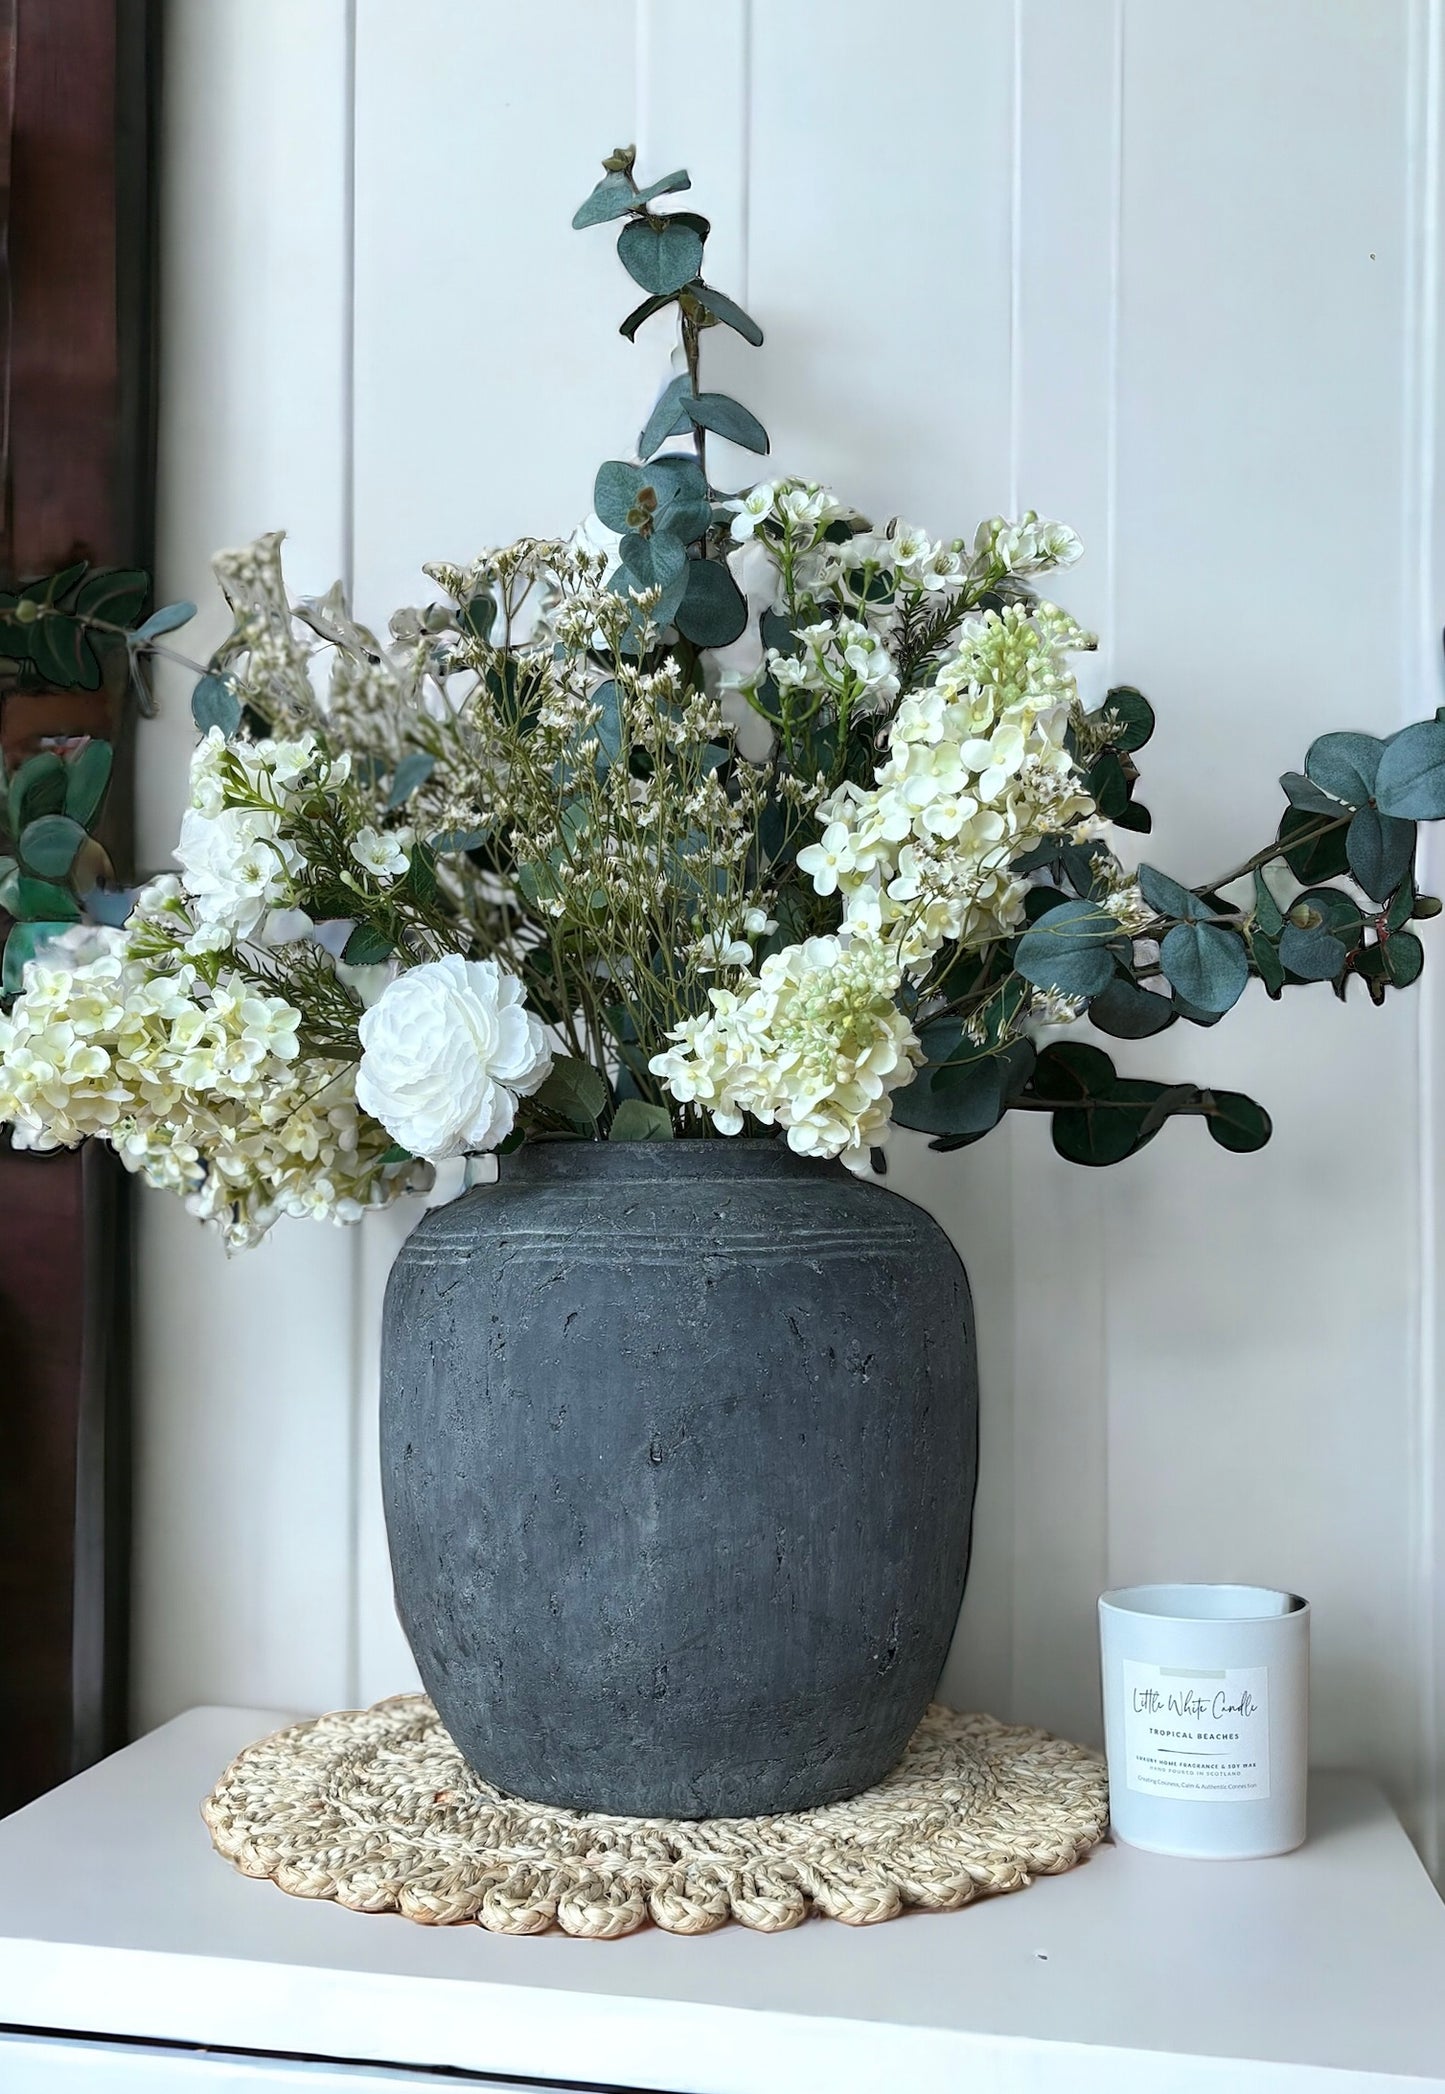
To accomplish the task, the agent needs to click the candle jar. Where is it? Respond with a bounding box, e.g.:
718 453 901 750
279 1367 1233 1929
1098 1584 1310 1859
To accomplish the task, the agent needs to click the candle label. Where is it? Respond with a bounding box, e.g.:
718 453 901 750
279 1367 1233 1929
1121 1659 1271 1801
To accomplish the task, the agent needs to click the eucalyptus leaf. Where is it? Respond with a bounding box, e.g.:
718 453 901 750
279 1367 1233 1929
891 1052 1007 1138
1029 1040 1119 1103
635 168 692 207
673 557 748 647
1249 931 1287 997
1305 730 1383 807
459 594 496 644
191 673 242 737
683 391 769 454
1277 921 1348 980
589 678 624 773
1346 805 1416 901
1277 806 1350 881
8 874 81 922
617 215 705 296
63 739 113 826
1137 863 1210 922
3 920 76 993
134 599 197 642
1159 921 1250 1013
387 752 435 808
1281 770 1347 817
594 460 647 532
619 531 687 592
19 814 87 878
1086 973 1178 1039
638 375 693 459
619 293 674 340
73 566 149 626
1204 1090 1273 1154
1099 685 1155 752
572 169 640 228
1375 718 1445 818
1252 869 1285 938
1013 899 1121 999
1083 750 1132 821
31 613 100 690
8 751 67 832
1382 929 1424 984
688 281 764 345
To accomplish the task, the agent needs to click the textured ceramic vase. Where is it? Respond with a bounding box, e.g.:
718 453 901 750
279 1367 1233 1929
380 1140 978 1817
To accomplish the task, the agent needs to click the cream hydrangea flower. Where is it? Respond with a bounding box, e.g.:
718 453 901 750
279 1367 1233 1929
355 955 552 1162
650 930 922 1168
801 600 1096 969
0 933 398 1251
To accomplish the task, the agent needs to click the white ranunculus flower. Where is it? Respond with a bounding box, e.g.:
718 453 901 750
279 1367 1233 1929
355 955 551 1162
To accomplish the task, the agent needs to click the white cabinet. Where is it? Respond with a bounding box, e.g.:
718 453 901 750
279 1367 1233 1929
0 2036 570 2093
0 1710 1443 2093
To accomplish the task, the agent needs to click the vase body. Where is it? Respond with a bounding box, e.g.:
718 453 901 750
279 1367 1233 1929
380 1140 978 1817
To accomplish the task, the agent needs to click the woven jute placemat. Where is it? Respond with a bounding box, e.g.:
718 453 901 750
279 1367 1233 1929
202 1694 1108 1937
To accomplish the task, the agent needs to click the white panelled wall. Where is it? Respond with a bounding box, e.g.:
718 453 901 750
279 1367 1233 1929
140 0 1445 1877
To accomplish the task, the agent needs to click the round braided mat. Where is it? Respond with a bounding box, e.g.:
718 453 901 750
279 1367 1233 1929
202 1695 1108 1936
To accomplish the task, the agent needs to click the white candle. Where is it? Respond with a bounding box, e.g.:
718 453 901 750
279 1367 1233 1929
1098 1584 1310 1859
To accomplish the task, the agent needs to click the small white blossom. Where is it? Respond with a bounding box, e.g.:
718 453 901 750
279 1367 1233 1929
350 825 410 882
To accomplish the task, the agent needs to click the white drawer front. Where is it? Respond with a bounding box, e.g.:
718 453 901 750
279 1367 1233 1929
0 2033 598 2093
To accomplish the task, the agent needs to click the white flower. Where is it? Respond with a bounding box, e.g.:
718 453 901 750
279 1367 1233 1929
355 955 551 1162
693 927 754 971
729 483 777 541
796 820 857 897
650 929 922 1168
175 806 303 945
350 825 410 882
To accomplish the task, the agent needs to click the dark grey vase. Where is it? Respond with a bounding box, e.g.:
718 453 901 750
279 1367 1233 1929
380 1139 978 1818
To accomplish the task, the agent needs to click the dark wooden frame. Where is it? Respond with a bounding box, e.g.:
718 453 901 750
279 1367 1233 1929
0 0 157 1813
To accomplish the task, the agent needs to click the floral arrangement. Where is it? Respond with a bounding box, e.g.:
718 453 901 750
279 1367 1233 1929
3 146 1444 1249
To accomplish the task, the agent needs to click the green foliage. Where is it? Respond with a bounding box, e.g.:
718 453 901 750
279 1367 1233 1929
1375 719 1445 818
1013 899 1119 998
683 391 769 454
674 557 748 646
1158 921 1249 1013
63 739 113 826
19 814 88 879
387 752 435 808
192 673 242 736
1305 730 1382 805
135 600 197 643
535 1054 609 1128
610 1098 673 1140
617 215 704 295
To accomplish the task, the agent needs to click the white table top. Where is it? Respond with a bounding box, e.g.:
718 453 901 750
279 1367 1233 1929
0 1706 1442 2094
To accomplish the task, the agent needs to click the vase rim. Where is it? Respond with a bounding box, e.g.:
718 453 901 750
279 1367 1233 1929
496 1136 846 1182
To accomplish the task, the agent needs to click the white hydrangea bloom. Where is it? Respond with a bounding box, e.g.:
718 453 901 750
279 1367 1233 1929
650 930 922 1169
0 941 398 1251
175 727 353 948
802 600 1096 969
355 955 552 1162
175 806 304 946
